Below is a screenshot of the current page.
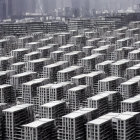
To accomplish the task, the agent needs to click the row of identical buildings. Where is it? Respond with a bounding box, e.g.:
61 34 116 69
1 20 140 139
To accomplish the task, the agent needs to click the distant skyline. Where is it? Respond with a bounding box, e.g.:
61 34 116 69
0 0 140 19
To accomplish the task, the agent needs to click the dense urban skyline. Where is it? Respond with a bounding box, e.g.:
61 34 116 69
0 0 140 19
0 0 140 140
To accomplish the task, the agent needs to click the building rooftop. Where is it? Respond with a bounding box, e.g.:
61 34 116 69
63 112 85 119
44 61 68 68
122 112 139 116
28 58 50 63
22 118 54 128
72 35 83 38
0 72 7 76
3 104 33 113
0 39 8 43
0 84 12 88
96 60 114 66
76 108 97 113
112 59 130 65
63 108 94 119
40 84 54 89
113 112 139 121
99 113 120 120
117 37 131 42
99 91 118 95
87 38 101 42
116 47 134 51
0 56 13 61
64 51 82 56
72 74 86 79
99 76 121 82
88 118 110 125
134 41 140 44
12 62 25 66
88 94 108 101
122 97 140 103
25 51 40 56
83 46 95 49
59 44 74 49
86 71 104 77
68 85 88 92
41 100 65 108
128 28 140 31
114 114 134 121
93 45 110 51
27 42 40 45
39 37 53 42
18 36 32 40
127 65 140 70
23 78 49 86
50 82 73 89
12 72 36 78
51 50 63 54
129 49 140 54
58 66 82 73
12 48 29 52
37 45 53 50
121 76 140 85
82 53 103 60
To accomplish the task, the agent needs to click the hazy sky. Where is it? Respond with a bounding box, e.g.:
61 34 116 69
33 0 140 13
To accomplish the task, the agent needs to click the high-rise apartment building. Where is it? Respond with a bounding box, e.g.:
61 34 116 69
96 60 114 76
120 76 140 100
121 95 140 112
81 53 105 73
112 112 140 140
91 45 115 60
66 85 91 111
0 84 15 103
63 51 84 66
128 49 140 60
40 100 66 119
11 72 37 97
11 62 25 74
24 51 41 62
22 78 50 112
125 63 140 79
50 50 64 62
98 76 124 92
71 74 86 86
25 58 52 77
111 59 132 77
57 66 83 82
43 61 69 82
37 44 58 58
87 118 112 140
11 48 29 62
0 56 14 71
22 118 57 140
86 71 106 94
87 93 109 116
61 108 98 140
3 104 34 140
58 44 76 53
38 82 74 105
82 46 95 56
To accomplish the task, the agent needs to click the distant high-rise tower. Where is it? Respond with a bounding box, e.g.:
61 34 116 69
71 0 80 17
81 0 90 17
0 0 6 19
41 0 56 14
71 0 79 9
